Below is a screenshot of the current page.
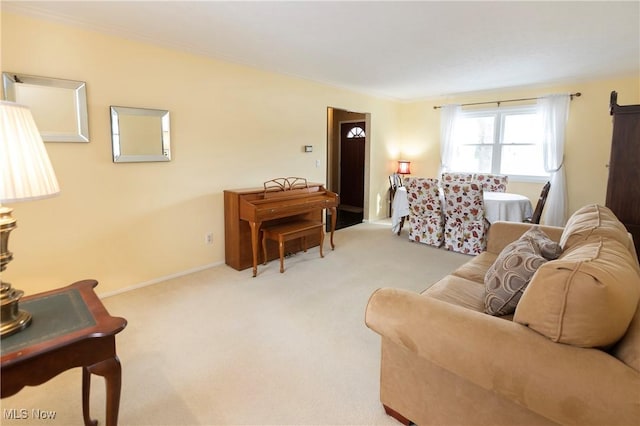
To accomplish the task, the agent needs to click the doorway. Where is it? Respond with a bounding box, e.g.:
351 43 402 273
326 108 368 230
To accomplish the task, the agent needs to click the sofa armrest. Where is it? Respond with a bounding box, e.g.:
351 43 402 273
365 288 640 425
487 221 564 254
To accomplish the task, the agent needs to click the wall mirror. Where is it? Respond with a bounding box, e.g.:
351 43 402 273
110 106 171 163
2 72 89 142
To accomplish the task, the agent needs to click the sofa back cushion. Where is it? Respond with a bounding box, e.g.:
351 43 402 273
560 204 631 251
513 236 640 347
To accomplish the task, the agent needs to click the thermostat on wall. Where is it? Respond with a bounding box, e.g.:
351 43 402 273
304 145 313 152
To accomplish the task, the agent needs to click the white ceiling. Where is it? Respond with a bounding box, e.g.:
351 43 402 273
3 1 639 101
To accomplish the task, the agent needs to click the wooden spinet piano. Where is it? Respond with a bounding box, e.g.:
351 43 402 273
224 181 339 277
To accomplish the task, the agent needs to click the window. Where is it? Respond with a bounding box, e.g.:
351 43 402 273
449 105 547 180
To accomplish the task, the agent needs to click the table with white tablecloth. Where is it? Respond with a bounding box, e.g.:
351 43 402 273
484 192 533 223
391 188 533 234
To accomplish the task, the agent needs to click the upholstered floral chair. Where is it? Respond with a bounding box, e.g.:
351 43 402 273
441 172 474 184
404 177 443 247
474 173 508 192
442 180 488 255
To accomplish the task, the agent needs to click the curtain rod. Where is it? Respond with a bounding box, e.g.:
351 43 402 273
433 92 581 109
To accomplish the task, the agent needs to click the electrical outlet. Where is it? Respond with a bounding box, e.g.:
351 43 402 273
205 232 213 245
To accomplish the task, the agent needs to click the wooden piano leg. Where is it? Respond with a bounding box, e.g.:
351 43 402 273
329 206 337 250
262 232 268 266
278 239 285 273
249 221 261 277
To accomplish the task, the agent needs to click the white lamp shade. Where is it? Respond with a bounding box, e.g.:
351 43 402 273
0 101 60 203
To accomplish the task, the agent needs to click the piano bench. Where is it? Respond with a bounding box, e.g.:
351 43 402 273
261 220 324 273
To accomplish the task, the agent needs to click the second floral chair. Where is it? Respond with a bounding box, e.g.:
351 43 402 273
443 172 508 192
441 172 474 185
475 173 508 192
442 180 489 255
404 177 444 247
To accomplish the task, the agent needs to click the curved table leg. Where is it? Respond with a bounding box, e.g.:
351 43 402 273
82 367 97 426
82 356 122 426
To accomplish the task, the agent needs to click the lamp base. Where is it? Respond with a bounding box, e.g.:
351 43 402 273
0 282 32 338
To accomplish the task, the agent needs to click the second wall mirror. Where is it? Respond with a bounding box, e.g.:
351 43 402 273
110 106 171 163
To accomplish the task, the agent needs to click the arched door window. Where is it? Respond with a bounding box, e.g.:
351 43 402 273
346 126 365 138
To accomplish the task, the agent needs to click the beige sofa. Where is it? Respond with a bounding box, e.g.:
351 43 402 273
366 205 640 425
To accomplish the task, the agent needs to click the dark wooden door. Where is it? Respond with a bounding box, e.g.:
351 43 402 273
339 121 365 209
606 92 640 261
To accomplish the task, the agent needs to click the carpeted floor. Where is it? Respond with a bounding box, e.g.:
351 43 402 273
1 221 469 425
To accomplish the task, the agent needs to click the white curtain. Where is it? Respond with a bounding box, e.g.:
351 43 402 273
439 104 461 177
538 94 570 226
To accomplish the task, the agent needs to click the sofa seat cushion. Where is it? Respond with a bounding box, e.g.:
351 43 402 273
560 204 631 251
514 237 640 347
424 276 485 312
450 251 497 284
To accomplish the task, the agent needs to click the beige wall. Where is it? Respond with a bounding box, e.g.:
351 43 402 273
2 11 637 296
397 75 640 217
1 12 400 295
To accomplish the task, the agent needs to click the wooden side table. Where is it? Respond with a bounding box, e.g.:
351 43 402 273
1 280 127 426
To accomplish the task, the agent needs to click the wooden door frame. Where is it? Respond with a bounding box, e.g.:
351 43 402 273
326 108 370 221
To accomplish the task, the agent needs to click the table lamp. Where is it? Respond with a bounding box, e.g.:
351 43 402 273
396 160 411 175
396 160 411 186
0 101 60 338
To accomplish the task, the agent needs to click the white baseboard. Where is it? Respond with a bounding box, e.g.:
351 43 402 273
99 261 224 299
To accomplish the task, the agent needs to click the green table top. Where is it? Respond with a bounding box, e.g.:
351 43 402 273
1 288 96 356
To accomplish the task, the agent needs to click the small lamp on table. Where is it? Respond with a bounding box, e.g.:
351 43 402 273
396 160 411 185
0 101 60 338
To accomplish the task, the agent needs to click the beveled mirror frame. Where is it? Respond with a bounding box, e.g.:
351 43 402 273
110 106 171 163
2 72 89 142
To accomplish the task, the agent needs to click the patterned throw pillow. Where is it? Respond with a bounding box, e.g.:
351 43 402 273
524 226 563 260
484 227 562 316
